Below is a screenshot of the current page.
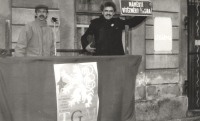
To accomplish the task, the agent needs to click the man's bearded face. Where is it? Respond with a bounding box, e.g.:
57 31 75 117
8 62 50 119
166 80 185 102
35 8 48 21
102 7 115 20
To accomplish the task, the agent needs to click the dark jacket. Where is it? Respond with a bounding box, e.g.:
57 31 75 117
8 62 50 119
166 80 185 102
81 15 146 55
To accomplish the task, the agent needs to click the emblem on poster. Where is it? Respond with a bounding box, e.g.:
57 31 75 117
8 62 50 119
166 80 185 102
54 62 98 121
119 0 152 16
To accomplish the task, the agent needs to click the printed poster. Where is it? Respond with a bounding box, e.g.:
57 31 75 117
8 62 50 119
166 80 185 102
154 17 172 53
54 62 98 121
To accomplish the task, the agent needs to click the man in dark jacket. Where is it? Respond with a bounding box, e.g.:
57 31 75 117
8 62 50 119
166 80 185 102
81 1 147 56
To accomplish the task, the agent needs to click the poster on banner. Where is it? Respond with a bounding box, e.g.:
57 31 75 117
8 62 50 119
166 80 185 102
119 0 152 16
54 62 98 121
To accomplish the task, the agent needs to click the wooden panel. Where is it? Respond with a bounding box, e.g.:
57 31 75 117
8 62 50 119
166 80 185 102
12 8 34 25
146 26 179 40
12 8 59 26
146 55 179 69
76 0 120 12
77 15 90 25
152 0 180 12
146 12 179 26
12 25 60 42
146 40 179 54
12 0 59 9
77 15 99 25
146 69 179 84
76 0 101 11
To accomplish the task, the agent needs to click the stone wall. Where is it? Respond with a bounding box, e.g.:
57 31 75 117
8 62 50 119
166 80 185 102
131 0 190 120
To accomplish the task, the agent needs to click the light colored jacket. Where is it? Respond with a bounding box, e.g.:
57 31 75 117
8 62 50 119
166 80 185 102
14 19 55 57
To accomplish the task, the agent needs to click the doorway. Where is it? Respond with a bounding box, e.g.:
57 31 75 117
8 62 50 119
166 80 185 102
188 0 200 109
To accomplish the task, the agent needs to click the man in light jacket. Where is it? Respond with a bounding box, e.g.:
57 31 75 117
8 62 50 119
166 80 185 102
14 5 55 57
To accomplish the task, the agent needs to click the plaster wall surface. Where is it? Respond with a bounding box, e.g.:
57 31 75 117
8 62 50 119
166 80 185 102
0 0 11 49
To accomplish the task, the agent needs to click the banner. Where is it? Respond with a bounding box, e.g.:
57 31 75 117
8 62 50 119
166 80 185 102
154 17 172 53
54 62 98 121
120 0 152 16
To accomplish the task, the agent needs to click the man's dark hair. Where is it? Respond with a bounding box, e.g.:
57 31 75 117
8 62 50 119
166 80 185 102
100 1 116 12
35 5 49 13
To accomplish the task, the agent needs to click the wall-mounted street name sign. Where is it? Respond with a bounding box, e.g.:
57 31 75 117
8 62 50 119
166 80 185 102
120 0 152 16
